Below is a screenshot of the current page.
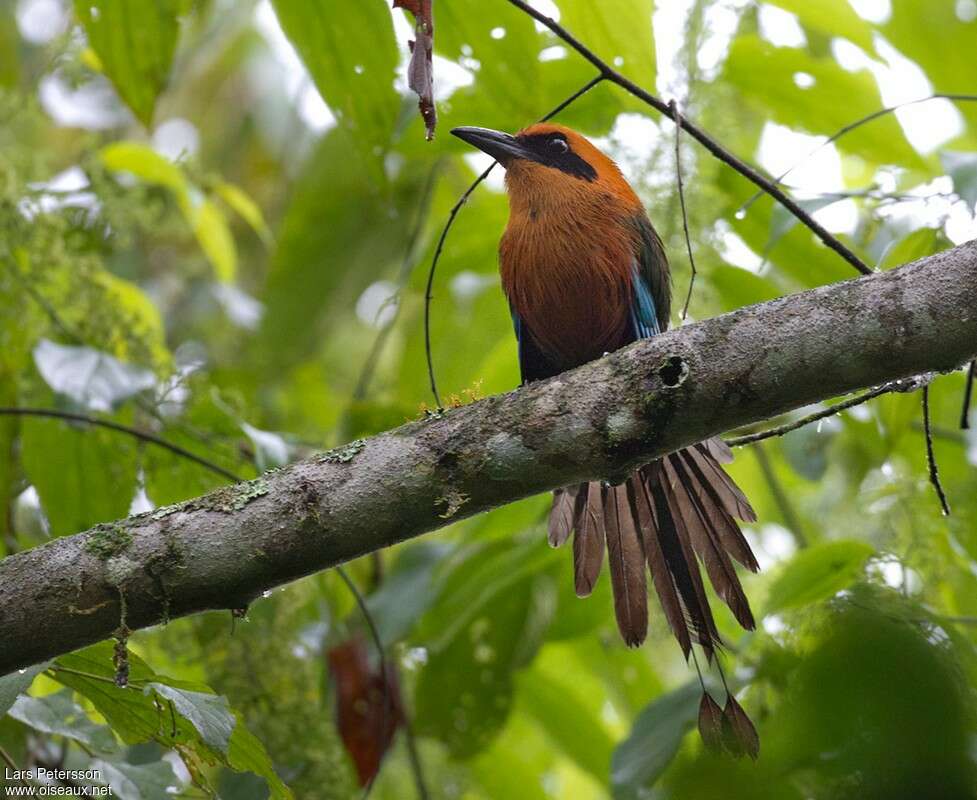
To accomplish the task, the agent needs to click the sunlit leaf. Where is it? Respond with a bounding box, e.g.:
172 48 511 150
941 151 977 211
74 0 184 126
766 0 879 57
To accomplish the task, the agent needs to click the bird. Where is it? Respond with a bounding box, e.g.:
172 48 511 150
452 122 760 755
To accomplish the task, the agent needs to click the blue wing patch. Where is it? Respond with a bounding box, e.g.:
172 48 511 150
629 262 661 340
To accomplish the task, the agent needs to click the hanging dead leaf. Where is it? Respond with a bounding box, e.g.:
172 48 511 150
393 0 436 139
328 636 404 785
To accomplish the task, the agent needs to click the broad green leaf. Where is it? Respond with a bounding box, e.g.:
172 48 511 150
0 664 48 717
270 0 398 165
767 0 878 57
91 759 179 800
883 1 977 132
764 540 875 615
33 339 156 412
611 681 701 798
941 151 977 211
146 683 235 754
559 0 655 86
21 411 138 536
516 665 614 782
414 567 555 757
878 227 950 270
708 265 782 312
724 37 924 169
53 643 292 799
74 0 183 126
259 128 420 367
8 689 119 754
365 542 449 646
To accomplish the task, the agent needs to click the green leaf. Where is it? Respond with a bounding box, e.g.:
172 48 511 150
270 0 398 165
878 227 950 270
764 540 875 615
53 643 292 799
559 0 655 86
516 665 614 782
214 181 274 248
0 664 48 717
611 681 701 798
414 554 556 757
100 142 188 193
724 36 923 169
883 1 977 132
101 143 237 282
941 151 977 211
766 0 879 57
365 542 449 646
90 759 179 800
191 198 237 283
21 411 138 536
768 197 841 249
74 0 183 126
8 689 119 754
146 683 235 754
708 265 782 312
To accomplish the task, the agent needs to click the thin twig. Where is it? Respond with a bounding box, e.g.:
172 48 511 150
353 164 440 403
0 743 21 775
503 0 872 276
922 385 951 516
424 74 605 406
336 567 396 800
752 441 807 548
402 716 430 800
738 93 977 215
961 360 975 430
724 382 896 447
670 99 697 321
0 407 242 483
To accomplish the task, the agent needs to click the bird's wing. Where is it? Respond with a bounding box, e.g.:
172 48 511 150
511 308 554 384
629 213 671 336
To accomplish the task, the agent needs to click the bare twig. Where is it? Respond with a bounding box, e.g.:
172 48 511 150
353 163 439 403
424 74 604 405
502 0 871 276
752 442 807 548
0 406 242 483
922 385 951 516
737 93 977 216
962 360 975 430
670 100 698 321
724 382 898 447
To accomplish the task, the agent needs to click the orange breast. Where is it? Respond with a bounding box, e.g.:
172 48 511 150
500 180 638 371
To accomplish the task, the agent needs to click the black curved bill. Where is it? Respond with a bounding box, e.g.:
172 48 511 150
451 126 530 164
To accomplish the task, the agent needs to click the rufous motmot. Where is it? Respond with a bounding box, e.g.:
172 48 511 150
452 123 760 753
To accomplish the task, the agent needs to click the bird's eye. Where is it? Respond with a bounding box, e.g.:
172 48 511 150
550 137 569 153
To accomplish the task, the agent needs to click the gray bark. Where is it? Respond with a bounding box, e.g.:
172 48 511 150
1 240 976 674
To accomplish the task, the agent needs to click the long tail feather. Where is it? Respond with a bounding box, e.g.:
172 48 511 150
545 441 758 660
572 481 605 596
603 484 648 646
664 454 755 630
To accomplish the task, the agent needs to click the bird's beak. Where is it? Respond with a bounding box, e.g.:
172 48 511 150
451 126 529 165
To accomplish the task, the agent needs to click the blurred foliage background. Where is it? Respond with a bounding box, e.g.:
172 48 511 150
2 0 977 797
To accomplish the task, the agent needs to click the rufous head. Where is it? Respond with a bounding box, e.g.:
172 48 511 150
451 122 638 207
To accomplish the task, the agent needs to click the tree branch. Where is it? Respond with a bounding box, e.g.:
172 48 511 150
1 241 976 674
